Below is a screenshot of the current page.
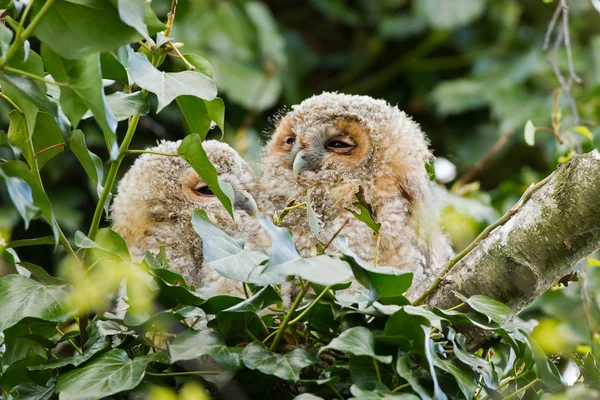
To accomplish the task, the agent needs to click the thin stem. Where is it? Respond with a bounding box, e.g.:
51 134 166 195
16 0 35 40
126 149 179 157
170 44 195 71
3 66 69 87
269 279 309 351
373 233 381 267
543 3 562 50
328 383 344 400
560 0 581 83
56 327 83 355
414 174 552 305
0 92 23 112
163 0 178 37
288 285 331 325
84 114 141 260
1 0 56 67
145 370 221 377
446 302 466 312
321 219 348 254
503 379 540 400
36 143 65 158
373 358 382 382
9 68 67 88
392 383 410 392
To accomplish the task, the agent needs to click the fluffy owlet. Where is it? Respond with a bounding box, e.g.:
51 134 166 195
111 139 268 298
261 92 451 287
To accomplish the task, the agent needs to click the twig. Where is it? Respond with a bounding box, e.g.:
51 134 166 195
391 383 411 393
163 0 178 38
543 3 562 51
269 278 309 351
579 265 599 358
35 143 65 158
0 157 7 163
373 359 382 382
454 132 513 187
288 285 332 325
126 149 179 157
560 0 581 84
56 326 83 355
328 383 344 400
0 92 22 113
321 219 349 254
414 174 553 305
4 66 69 87
15 0 35 40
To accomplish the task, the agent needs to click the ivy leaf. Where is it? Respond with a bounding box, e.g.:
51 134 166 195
396 356 432 400
177 96 225 140
454 292 515 323
41 45 117 154
524 119 536 146
55 349 157 400
69 129 104 199
0 275 75 332
447 328 498 389
115 0 148 38
242 342 321 382
127 51 217 112
347 187 380 234
178 135 233 217
0 22 13 59
169 330 242 369
222 285 281 315
83 91 149 122
319 326 392 364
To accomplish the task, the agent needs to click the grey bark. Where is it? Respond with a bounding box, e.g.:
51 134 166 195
421 152 600 316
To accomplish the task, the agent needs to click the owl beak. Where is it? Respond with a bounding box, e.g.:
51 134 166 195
233 189 259 217
292 150 309 177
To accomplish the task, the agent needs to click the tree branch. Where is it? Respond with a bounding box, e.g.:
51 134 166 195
411 152 600 325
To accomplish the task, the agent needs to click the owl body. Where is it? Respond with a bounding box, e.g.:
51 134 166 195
111 140 268 298
261 92 451 285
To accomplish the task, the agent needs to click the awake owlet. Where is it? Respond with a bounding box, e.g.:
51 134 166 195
261 92 451 290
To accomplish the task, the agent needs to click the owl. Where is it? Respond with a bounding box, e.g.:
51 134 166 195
261 92 452 288
111 139 269 298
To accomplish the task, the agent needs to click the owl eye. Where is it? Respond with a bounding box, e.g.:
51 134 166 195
284 136 296 146
326 139 355 152
193 184 215 197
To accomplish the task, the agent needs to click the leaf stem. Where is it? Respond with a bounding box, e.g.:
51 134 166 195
35 142 65 158
288 285 331 325
84 115 141 259
446 302 466 312
56 326 83 355
126 149 179 157
391 383 410 392
163 0 178 38
145 370 221 377
269 279 308 351
3 66 69 87
413 174 552 305
0 92 23 112
1 0 56 67
16 0 35 40
328 383 344 400
373 358 382 382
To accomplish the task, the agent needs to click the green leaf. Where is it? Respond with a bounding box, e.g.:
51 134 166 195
295 395 324 400
422 326 448 400
16 262 67 285
41 45 117 153
447 328 498 388
524 119 536 146
430 79 486 116
0 274 74 332
0 22 13 59
55 349 155 400
319 326 392 364
3 318 57 366
12 380 56 400
100 50 130 84
416 0 486 29
222 285 281 315
5 235 55 249
348 187 381 234
396 356 432 400
177 96 225 140
0 160 59 241
116 0 148 37
582 353 600 390
179 135 233 217
522 333 565 391
32 0 144 60
573 125 593 140
69 129 104 198
84 91 149 122
349 355 380 390
242 341 321 382
127 51 217 112
169 330 242 369
184 54 214 78
454 292 515 323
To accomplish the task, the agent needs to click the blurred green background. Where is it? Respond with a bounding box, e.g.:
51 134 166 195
2 0 600 271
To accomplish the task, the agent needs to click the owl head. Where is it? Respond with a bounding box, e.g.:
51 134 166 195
263 92 433 203
111 139 261 261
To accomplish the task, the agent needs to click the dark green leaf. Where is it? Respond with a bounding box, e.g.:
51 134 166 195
184 54 214 78
177 96 225 140
349 384 420 399
100 50 129 84
12 380 56 400
32 0 143 59
69 129 104 198
242 341 321 381
320 326 392 364
169 330 243 369
422 326 448 400
349 355 379 390
0 274 74 332
396 356 432 400
454 292 515 323
41 45 117 153
222 285 281 315
16 262 67 285
348 187 381 234
55 349 155 400
447 328 497 388
127 51 217 112
0 22 13 59
3 318 57 366
179 136 234 217
5 235 55 249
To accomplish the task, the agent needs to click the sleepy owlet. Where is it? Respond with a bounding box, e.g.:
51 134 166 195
111 139 268 298
261 92 452 288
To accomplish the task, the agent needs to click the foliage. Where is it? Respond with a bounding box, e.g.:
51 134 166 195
0 0 600 399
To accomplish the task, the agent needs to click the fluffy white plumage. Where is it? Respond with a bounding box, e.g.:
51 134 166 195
111 139 268 298
261 92 452 289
